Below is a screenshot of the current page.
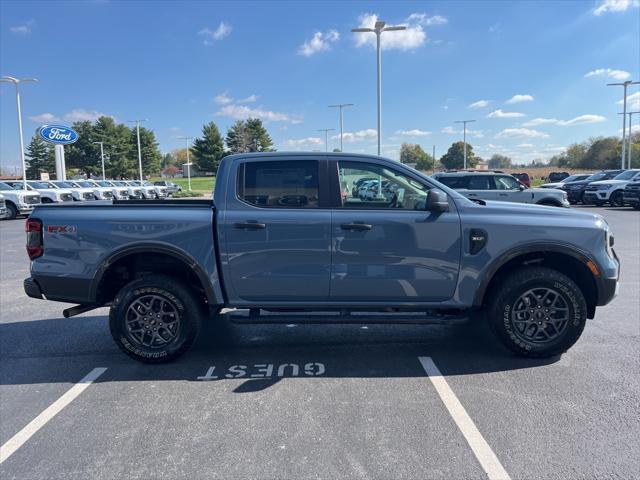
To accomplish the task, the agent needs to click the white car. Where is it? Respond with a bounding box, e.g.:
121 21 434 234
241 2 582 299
111 180 143 199
129 180 166 199
0 193 7 219
6 181 74 204
50 181 96 201
0 182 41 219
584 169 640 206
74 180 114 200
94 180 130 200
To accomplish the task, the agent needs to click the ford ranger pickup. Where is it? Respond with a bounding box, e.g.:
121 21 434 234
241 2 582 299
23 153 620 363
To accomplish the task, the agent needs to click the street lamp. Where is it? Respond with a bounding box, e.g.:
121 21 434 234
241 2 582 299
328 103 354 152
317 128 335 152
1 76 38 190
608 80 639 169
454 119 476 169
619 111 639 168
352 20 406 157
127 119 148 181
178 136 193 191
92 141 106 180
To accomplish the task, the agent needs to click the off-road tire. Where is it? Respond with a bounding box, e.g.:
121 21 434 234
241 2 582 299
109 274 202 363
488 266 587 358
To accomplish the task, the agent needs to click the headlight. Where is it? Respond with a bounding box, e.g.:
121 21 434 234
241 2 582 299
599 184 613 190
605 228 615 259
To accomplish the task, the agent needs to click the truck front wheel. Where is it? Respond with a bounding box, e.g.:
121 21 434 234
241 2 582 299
488 266 587 358
109 274 202 363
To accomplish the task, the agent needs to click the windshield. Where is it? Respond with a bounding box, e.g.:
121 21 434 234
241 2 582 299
613 170 639 180
112 181 128 186
561 175 581 183
53 181 74 188
29 182 54 189
97 181 114 187
0 182 15 191
586 172 606 181
77 181 96 188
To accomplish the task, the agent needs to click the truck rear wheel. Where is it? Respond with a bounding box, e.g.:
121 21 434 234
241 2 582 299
109 274 202 363
488 266 587 358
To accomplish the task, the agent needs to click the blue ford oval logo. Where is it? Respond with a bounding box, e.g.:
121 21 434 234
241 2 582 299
38 124 79 145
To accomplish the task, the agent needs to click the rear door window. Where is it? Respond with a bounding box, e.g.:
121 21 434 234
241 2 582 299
239 160 319 208
467 176 493 190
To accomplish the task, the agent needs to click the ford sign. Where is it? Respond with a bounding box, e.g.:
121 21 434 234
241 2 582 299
38 125 79 145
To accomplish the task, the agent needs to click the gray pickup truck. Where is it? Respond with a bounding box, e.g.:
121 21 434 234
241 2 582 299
24 153 619 363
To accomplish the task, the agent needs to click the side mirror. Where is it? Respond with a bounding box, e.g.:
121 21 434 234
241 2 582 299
519 184 526 191
427 188 449 212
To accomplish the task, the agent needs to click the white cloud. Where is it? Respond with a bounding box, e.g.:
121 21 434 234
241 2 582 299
331 128 377 142
441 126 484 138
283 137 323 148
593 0 639 16
29 113 59 123
487 109 526 118
238 94 259 104
214 92 233 105
505 94 534 104
216 104 302 123
495 128 549 139
618 91 640 109
64 109 111 122
469 100 490 109
395 129 431 137
298 30 339 57
10 19 35 35
406 13 448 26
199 22 232 45
353 12 439 51
584 68 631 81
523 114 606 127
517 143 535 148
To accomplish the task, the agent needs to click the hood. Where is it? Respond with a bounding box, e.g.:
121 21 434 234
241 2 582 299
589 179 630 186
468 199 603 222
530 187 564 194
540 182 562 188
561 180 591 187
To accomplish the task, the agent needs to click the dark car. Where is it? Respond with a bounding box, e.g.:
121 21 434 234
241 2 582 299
623 181 640 210
512 172 531 188
560 170 624 205
549 171 570 183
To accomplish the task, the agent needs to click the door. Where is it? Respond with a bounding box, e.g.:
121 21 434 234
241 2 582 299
221 159 331 303
465 175 498 201
494 175 531 203
330 161 462 302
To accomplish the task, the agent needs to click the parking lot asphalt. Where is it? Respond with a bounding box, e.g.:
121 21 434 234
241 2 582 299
0 206 638 480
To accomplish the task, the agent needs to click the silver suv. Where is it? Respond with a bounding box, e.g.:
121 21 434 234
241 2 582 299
433 172 569 207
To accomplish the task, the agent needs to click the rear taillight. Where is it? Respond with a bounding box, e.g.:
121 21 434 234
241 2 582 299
25 218 43 260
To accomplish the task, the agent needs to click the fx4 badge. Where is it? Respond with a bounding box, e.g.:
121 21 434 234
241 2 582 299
47 225 77 234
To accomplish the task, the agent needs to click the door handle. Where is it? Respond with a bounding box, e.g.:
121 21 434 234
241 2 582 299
340 223 372 231
234 221 266 230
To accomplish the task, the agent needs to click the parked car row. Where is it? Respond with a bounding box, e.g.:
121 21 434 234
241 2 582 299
0 179 181 220
431 169 640 209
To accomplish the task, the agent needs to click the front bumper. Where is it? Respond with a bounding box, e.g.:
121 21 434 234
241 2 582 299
596 249 620 306
583 191 608 203
565 189 585 202
17 204 35 215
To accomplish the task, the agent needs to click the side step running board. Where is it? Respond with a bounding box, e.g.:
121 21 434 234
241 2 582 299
227 311 469 326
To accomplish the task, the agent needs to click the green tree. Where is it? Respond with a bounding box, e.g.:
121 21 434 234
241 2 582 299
92 116 134 178
162 152 175 168
246 118 274 152
192 121 225 173
440 141 477 170
129 126 162 177
400 143 434 171
225 120 252 153
488 154 511 169
582 137 620 169
65 121 100 177
25 132 55 179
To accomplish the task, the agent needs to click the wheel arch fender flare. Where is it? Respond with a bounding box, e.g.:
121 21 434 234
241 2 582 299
473 242 599 307
89 241 220 305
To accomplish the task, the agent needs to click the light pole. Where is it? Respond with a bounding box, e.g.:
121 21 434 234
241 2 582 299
619 111 639 168
1 76 38 189
128 119 147 181
93 141 106 180
432 145 436 175
329 103 354 152
178 136 193 191
454 120 476 169
352 21 406 157
317 128 335 152
608 81 639 169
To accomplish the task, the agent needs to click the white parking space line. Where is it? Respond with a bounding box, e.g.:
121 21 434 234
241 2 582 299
418 357 511 480
0 367 107 465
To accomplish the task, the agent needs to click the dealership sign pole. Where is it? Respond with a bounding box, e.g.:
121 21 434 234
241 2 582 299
38 125 79 181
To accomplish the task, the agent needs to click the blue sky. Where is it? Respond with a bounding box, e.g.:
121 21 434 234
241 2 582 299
1 0 639 171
